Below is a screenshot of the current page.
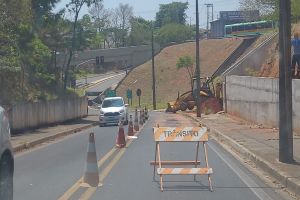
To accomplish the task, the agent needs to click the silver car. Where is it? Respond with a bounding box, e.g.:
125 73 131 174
99 97 129 126
0 106 14 200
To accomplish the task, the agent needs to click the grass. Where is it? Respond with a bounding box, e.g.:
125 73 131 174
117 39 243 110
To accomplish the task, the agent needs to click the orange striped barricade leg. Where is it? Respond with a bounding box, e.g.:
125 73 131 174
151 126 214 192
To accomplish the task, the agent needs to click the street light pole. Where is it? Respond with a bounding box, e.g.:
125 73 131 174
279 0 293 163
195 0 201 117
152 23 157 110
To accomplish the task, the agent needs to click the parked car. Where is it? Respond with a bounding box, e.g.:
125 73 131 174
99 97 129 126
0 106 14 200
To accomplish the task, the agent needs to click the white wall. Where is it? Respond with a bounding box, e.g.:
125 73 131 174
225 76 300 132
10 96 88 131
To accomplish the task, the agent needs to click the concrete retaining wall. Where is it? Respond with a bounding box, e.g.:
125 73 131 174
10 96 88 131
225 75 300 132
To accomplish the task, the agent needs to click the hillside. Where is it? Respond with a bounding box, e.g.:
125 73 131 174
116 38 242 109
259 24 300 77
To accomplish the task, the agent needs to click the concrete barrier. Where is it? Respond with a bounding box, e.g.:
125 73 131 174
10 96 88 131
225 75 300 132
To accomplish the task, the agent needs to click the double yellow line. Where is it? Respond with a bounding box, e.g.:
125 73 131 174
58 124 144 200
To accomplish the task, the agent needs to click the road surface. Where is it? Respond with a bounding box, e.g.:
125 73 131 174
14 112 285 200
76 71 124 88
85 73 125 93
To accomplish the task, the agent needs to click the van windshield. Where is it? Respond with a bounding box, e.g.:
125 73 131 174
102 99 123 108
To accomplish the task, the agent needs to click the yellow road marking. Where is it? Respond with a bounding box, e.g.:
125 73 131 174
58 123 146 200
84 73 125 90
58 147 117 200
79 147 128 200
78 124 145 200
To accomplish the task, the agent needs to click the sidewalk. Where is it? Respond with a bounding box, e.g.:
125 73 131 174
183 112 300 199
11 115 99 153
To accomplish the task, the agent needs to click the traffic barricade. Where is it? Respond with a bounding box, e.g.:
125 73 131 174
151 125 213 192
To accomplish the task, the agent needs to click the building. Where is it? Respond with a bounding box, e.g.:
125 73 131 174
210 10 260 38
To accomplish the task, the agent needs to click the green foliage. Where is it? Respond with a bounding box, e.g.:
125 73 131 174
239 0 279 21
292 0 300 22
89 32 105 49
176 55 195 89
26 37 58 87
155 2 189 28
176 56 194 69
156 23 193 46
240 0 300 22
245 67 260 76
39 12 71 53
32 0 60 28
129 17 152 46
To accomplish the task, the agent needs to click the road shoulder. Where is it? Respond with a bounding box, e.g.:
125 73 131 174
182 112 300 199
12 116 99 153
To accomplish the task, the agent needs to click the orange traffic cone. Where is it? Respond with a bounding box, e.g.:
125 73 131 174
134 108 139 131
116 120 126 148
127 115 134 136
82 133 101 187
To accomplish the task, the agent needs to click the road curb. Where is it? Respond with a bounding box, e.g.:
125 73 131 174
182 113 300 198
13 122 99 153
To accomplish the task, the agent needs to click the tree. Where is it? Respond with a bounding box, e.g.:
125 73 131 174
89 1 110 32
64 0 102 90
176 56 195 90
239 0 279 20
0 0 33 104
32 0 60 29
89 2 111 48
292 0 300 22
115 3 133 46
156 23 193 46
128 17 152 46
155 2 188 28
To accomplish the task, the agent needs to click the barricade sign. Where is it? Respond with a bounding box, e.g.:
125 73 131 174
151 126 213 192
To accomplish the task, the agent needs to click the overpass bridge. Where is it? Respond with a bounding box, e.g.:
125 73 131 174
56 44 161 69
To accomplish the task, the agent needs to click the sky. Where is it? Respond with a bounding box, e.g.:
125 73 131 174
54 0 240 28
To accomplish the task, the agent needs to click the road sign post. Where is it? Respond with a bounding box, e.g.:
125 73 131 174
136 89 142 107
127 89 132 105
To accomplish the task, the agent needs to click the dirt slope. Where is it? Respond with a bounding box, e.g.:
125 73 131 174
259 24 300 77
117 38 242 109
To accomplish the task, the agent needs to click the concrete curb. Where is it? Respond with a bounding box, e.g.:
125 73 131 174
182 113 300 198
13 122 99 153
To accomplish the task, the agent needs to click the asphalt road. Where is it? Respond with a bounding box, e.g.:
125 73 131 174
85 73 125 93
14 112 285 200
76 71 124 88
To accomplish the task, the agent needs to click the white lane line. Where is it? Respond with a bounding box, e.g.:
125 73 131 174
209 142 274 200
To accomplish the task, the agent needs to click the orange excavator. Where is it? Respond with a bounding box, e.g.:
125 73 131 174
166 77 223 114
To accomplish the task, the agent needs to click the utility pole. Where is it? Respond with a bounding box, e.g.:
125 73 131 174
211 4 214 21
195 0 201 117
152 24 157 110
205 4 210 32
279 0 293 163
205 3 213 34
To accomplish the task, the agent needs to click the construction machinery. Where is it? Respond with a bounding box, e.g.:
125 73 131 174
166 77 223 114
